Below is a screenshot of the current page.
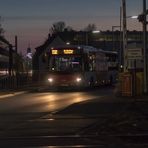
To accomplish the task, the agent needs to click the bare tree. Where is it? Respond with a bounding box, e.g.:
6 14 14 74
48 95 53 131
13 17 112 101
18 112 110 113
50 21 74 34
65 26 73 31
84 23 97 32
50 21 66 34
0 16 4 36
14 53 26 74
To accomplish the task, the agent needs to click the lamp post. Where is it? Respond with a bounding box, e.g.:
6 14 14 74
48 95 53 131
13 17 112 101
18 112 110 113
112 26 121 51
142 0 147 94
8 35 18 76
85 32 88 45
119 3 137 69
122 0 128 72
137 0 148 94
92 30 101 34
112 26 122 71
85 30 100 45
8 45 13 76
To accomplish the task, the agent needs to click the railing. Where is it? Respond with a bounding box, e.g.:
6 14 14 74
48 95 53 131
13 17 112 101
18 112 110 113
0 74 33 90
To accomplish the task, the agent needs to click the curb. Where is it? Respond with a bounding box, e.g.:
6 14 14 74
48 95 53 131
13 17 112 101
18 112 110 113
0 91 27 99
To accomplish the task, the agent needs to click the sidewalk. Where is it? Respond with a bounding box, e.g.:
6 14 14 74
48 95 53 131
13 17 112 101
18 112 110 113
0 83 49 98
0 81 50 92
55 93 148 146
0 91 27 99
56 93 148 116
0 85 35 99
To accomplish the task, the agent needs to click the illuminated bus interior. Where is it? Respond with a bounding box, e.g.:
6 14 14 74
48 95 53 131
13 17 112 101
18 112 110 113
49 56 82 72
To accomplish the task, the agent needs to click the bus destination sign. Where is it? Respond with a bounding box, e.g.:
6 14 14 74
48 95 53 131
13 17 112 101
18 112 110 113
51 48 80 55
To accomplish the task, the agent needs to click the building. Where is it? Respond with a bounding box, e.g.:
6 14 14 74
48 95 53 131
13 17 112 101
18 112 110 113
0 36 11 76
24 46 32 73
32 34 66 81
33 30 145 81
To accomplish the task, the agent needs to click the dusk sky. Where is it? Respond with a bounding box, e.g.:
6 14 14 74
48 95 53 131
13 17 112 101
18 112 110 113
0 0 146 54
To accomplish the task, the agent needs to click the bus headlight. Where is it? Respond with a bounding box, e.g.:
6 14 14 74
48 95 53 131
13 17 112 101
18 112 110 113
48 78 53 83
76 77 82 83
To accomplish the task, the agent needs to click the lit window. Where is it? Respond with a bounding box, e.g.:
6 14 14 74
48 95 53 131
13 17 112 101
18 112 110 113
52 50 58 55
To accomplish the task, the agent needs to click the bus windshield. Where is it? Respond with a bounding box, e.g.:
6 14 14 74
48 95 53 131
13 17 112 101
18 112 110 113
50 56 82 72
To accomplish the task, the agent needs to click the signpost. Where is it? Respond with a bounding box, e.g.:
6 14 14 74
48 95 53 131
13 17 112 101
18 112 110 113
138 0 148 94
127 48 143 96
127 48 143 60
122 0 128 72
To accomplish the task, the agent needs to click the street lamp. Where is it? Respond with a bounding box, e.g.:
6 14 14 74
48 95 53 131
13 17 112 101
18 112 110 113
92 30 101 34
85 30 100 45
112 26 122 71
130 16 138 19
66 42 70 45
138 0 148 94
112 18 137 70
112 26 121 51
126 0 148 94
121 0 138 72
142 0 148 94
122 0 128 72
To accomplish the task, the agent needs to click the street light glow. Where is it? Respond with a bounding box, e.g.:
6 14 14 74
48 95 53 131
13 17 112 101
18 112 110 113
130 15 138 19
126 15 138 19
92 30 100 34
66 42 70 45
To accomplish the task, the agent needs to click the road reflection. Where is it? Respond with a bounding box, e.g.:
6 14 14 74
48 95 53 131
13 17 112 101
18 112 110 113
0 86 114 113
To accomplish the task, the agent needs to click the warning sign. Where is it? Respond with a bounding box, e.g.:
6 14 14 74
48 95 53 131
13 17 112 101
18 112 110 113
127 48 142 60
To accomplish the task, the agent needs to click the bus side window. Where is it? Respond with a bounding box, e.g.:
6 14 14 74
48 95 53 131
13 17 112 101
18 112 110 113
84 54 89 71
84 61 89 71
88 54 96 71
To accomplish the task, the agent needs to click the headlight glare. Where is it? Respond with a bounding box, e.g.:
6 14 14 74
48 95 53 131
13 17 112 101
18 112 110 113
48 78 53 82
76 77 82 82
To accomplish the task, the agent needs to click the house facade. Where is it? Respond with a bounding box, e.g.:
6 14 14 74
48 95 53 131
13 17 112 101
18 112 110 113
32 34 66 81
0 36 11 76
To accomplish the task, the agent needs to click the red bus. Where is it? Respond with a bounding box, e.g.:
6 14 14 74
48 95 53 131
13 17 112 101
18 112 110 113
46 45 111 87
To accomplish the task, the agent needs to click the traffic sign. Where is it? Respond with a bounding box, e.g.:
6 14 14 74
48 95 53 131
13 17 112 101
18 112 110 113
127 48 143 60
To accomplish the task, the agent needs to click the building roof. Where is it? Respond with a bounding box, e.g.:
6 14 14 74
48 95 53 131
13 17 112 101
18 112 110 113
0 47 9 56
0 36 11 46
0 36 12 56
35 34 65 56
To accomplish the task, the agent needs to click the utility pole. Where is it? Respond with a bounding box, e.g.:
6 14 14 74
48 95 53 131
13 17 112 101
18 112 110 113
112 26 120 51
137 0 148 94
143 0 148 94
85 32 88 45
122 0 128 72
9 45 13 76
120 6 123 68
15 35 18 53
8 35 18 77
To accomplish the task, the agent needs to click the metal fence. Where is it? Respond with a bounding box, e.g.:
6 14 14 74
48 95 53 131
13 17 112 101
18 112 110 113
0 74 32 90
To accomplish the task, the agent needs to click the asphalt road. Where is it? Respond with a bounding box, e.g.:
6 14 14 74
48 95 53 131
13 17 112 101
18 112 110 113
1 86 134 147
0 86 148 147
0 86 114 113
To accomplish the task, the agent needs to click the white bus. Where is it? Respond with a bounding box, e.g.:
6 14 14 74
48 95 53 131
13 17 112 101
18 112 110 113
102 50 118 84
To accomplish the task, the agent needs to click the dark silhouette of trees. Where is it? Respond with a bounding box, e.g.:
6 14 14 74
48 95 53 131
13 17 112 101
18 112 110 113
0 16 4 36
84 23 97 32
50 21 98 34
50 21 74 34
50 21 66 33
